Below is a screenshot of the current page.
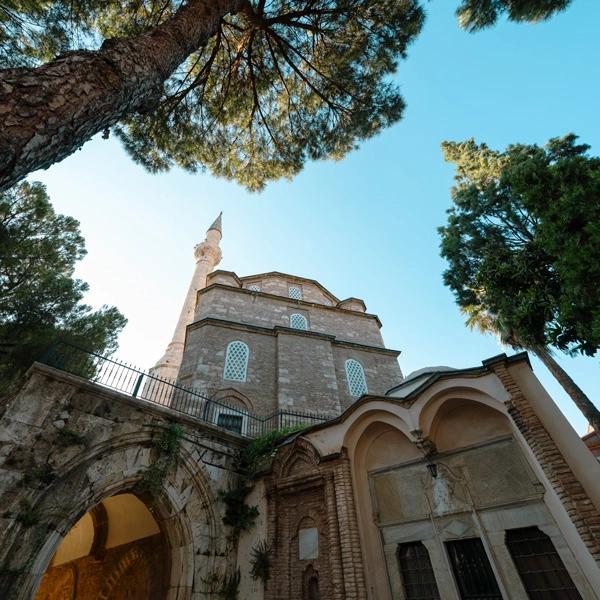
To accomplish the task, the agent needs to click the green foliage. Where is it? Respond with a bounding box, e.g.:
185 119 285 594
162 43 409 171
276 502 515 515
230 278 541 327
250 540 272 583
219 568 241 600
219 426 303 539
456 0 572 31
141 423 184 496
439 134 600 357
21 463 55 488
219 484 259 538
55 427 87 448
0 181 126 395
241 425 306 476
0 1 424 191
16 499 40 527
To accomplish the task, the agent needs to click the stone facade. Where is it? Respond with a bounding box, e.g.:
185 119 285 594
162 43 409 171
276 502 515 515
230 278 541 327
0 364 241 600
179 272 402 415
1 218 599 600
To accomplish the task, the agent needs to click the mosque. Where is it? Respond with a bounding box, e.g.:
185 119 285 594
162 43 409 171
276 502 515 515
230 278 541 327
1 215 599 599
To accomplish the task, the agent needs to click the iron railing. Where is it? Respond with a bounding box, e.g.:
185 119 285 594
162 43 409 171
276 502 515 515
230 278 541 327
41 342 331 438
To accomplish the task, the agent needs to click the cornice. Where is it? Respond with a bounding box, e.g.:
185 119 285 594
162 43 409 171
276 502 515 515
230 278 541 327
186 317 401 356
197 282 382 328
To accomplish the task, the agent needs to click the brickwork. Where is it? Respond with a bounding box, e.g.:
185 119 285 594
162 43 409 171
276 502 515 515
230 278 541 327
180 318 401 417
264 439 367 600
490 360 600 565
332 344 403 409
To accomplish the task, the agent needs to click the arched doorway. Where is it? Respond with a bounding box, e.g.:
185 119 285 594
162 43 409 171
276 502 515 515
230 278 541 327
33 493 170 600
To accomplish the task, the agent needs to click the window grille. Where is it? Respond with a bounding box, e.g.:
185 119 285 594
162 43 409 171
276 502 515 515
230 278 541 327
397 542 440 600
505 527 581 600
247 284 261 292
446 538 502 600
345 359 368 397
217 412 244 435
290 313 309 330
288 285 303 300
223 341 249 382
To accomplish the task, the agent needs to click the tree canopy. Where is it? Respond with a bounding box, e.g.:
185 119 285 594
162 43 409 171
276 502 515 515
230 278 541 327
0 0 425 191
439 134 600 358
0 0 574 192
0 181 126 394
455 0 572 32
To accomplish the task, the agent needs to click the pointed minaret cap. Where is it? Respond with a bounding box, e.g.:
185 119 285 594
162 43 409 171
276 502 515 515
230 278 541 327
207 212 222 235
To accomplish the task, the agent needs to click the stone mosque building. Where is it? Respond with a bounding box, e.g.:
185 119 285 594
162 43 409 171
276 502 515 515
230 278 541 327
1 215 600 599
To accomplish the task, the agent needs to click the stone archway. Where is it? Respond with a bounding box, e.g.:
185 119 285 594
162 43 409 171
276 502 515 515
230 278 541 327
6 435 231 600
33 493 170 600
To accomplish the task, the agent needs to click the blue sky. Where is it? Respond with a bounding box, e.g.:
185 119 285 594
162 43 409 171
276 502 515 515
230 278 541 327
32 0 599 433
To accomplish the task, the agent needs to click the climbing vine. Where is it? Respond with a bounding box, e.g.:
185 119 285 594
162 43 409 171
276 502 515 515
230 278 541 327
219 425 305 539
250 540 273 583
141 423 184 496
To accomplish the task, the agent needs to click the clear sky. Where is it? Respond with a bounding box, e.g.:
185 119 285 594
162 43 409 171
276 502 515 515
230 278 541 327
31 0 599 434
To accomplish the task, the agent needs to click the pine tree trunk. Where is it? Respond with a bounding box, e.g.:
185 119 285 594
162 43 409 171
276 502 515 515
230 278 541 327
534 345 600 432
0 0 246 191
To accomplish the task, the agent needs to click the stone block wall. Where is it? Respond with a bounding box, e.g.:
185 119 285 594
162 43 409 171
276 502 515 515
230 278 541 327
276 332 341 414
0 364 243 600
179 321 279 414
239 274 337 306
196 285 385 347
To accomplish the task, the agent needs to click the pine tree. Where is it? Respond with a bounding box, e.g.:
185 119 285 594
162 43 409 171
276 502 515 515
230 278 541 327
439 134 600 429
0 181 126 394
456 0 572 31
0 0 424 192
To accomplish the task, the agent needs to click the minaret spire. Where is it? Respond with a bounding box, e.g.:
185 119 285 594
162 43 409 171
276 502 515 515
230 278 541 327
150 214 223 381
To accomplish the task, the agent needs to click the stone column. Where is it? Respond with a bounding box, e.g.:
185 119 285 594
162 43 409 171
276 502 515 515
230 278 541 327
150 216 222 382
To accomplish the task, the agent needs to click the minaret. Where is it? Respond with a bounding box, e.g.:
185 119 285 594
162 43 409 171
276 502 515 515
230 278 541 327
150 213 222 381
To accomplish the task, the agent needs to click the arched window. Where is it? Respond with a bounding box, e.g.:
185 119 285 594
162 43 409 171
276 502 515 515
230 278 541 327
345 359 368 397
223 341 249 382
290 313 309 330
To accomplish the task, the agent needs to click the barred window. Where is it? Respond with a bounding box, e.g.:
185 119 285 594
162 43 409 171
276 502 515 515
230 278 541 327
446 538 502 600
290 313 309 330
397 542 440 600
506 527 581 600
345 359 368 397
223 341 249 382
247 284 261 292
288 285 303 300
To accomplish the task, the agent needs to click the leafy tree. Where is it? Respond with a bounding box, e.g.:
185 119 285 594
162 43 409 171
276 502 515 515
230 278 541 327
0 0 425 192
456 0 572 31
0 181 126 394
463 305 600 432
439 134 600 429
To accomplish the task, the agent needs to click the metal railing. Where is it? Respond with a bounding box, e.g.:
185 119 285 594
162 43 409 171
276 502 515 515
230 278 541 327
41 342 331 438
